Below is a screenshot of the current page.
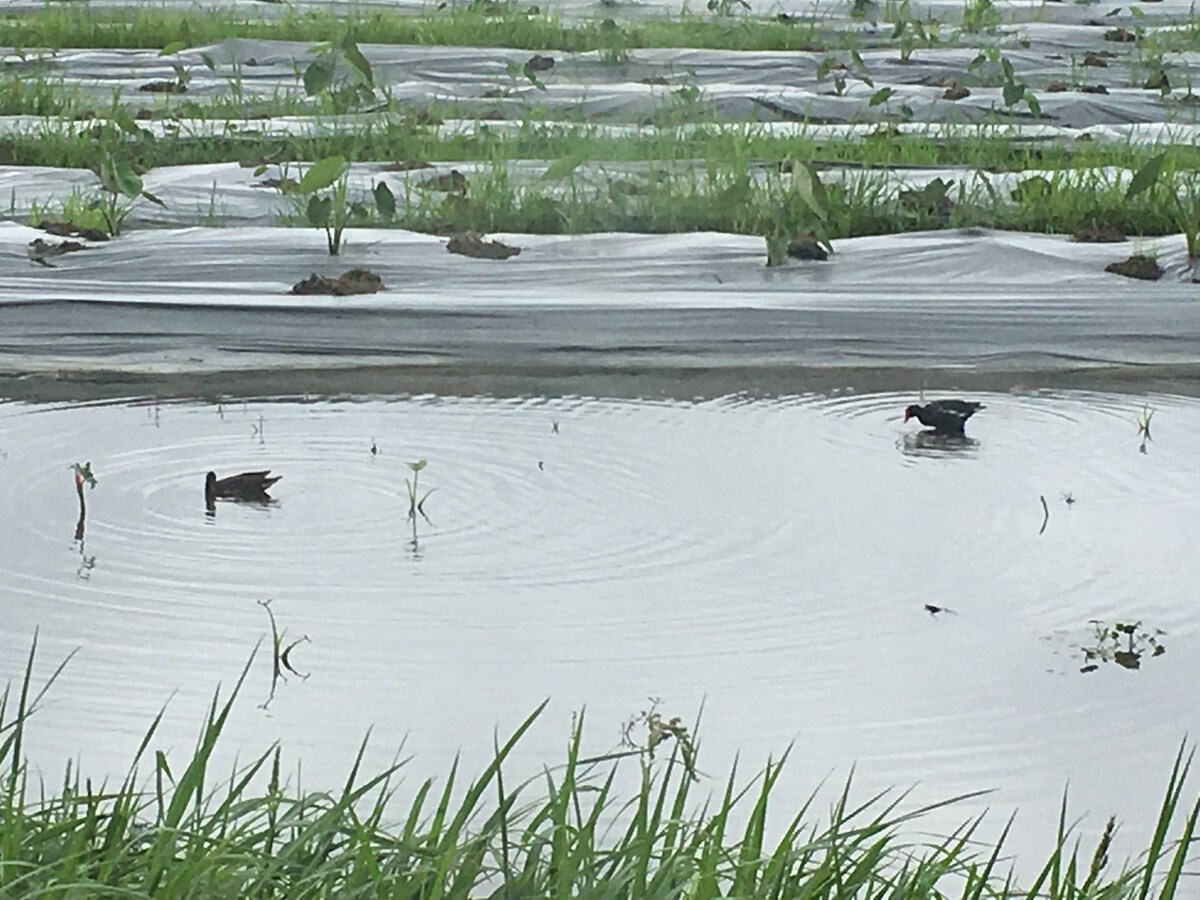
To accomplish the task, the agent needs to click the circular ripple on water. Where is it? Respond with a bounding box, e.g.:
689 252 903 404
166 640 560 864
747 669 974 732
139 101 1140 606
0 395 855 612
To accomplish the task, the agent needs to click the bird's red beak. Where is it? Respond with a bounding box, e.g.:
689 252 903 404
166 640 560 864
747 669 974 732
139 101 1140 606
903 408 911 422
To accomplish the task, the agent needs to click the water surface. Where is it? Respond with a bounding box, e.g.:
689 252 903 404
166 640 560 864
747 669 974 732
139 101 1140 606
1 389 1196 866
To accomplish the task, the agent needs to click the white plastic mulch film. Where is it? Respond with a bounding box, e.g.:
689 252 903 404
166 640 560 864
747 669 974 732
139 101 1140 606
0 0 1196 372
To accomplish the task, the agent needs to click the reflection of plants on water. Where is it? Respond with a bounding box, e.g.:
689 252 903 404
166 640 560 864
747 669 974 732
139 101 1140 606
74 541 95 581
620 698 700 782
1079 620 1166 673
257 599 310 710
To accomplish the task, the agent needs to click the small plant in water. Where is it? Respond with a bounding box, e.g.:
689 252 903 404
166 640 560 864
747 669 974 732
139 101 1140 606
1138 403 1154 440
70 461 96 540
257 599 310 709
405 458 434 519
1079 619 1166 672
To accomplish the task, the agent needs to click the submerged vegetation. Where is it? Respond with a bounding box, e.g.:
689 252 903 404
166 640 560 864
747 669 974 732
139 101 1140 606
0 637 1198 897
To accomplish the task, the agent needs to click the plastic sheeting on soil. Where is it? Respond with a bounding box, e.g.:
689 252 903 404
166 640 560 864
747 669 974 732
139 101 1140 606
0 223 1196 377
5 34 1198 130
2 0 1200 23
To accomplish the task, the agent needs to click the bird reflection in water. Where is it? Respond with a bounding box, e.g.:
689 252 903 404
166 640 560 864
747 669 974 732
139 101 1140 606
897 430 980 459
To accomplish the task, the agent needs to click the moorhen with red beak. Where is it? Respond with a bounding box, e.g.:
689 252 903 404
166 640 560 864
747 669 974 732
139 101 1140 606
903 400 984 436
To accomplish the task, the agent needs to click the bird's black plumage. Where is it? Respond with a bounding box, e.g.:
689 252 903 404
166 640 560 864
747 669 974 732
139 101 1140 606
205 470 282 509
902 400 984 436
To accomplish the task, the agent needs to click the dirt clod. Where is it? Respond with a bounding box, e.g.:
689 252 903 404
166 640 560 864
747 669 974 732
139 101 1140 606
1105 254 1163 281
291 269 386 296
37 220 109 242
139 80 187 94
1072 225 1126 243
446 232 521 260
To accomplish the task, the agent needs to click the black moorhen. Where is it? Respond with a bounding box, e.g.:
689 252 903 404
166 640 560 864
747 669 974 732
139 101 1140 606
205 470 282 508
902 400 984 436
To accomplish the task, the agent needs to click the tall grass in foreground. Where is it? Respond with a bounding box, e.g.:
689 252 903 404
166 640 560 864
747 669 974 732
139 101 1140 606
1 636 1197 898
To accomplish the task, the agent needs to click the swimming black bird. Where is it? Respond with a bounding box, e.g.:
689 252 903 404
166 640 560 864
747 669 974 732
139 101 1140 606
902 400 984 436
205 470 282 509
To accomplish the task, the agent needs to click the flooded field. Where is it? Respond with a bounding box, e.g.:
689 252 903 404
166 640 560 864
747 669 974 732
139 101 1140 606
1 386 1196 865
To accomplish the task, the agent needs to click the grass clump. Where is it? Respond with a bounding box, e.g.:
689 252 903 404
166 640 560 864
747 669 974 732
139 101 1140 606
2 635 1200 897
0 5 847 54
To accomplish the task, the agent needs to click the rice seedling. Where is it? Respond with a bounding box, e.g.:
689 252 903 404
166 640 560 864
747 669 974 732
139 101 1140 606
1 637 1199 897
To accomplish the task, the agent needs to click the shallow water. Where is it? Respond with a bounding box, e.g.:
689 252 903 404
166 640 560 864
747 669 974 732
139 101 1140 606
1 388 1197 865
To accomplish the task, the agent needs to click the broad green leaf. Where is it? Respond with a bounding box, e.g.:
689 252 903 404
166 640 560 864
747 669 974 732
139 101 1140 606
868 87 893 107
1126 152 1166 199
298 156 350 194
100 158 143 199
201 53 216 70
158 41 188 57
408 459 428 472
791 162 829 223
542 153 586 181
1024 90 1042 117
140 189 167 208
1001 57 1015 83
716 177 751 208
373 181 396 219
303 57 335 96
341 39 374 88
1002 81 1024 107
890 20 905 38
306 195 331 227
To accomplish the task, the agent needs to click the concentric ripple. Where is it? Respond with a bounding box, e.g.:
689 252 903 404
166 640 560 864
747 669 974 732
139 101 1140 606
2 389 1199 848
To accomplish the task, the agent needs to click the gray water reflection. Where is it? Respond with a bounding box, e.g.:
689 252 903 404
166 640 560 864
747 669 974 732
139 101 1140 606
0 389 1197 868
